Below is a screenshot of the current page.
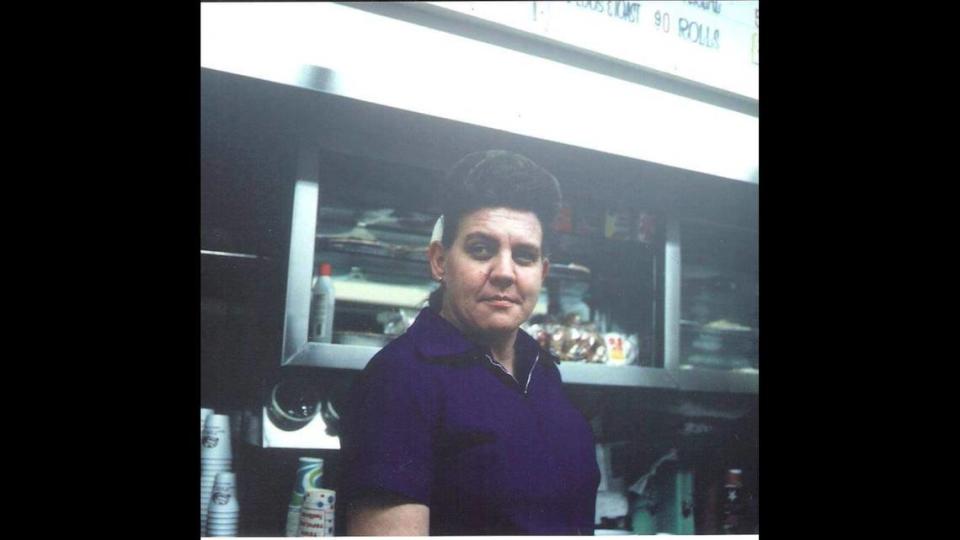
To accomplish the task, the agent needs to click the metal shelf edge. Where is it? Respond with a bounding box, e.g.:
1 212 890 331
286 343 757 394
287 342 382 369
671 368 759 394
559 363 678 390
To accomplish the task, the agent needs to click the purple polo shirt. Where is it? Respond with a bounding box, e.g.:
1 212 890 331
338 308 600 535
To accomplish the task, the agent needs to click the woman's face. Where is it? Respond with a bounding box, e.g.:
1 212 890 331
430 207 549 341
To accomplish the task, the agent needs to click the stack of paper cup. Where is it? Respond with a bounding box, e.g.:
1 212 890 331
202 414 233 535
285 457 324 537
201 408 214 441
207 472 240 537
298 489 336 537
200 408 215 534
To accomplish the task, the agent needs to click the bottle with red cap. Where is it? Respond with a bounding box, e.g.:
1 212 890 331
308 262 335 343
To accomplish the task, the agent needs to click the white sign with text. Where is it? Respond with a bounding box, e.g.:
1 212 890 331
429 1 759 100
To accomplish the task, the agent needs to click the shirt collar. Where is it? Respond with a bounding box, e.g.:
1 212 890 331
409 308 541 365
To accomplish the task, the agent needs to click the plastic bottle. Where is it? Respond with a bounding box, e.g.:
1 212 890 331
308 262 335 343
721 469 747 534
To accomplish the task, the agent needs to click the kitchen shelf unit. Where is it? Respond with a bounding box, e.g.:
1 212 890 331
285 342 757 394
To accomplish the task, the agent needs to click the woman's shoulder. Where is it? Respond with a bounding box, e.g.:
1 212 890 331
358 329 457 382
363 332 423 373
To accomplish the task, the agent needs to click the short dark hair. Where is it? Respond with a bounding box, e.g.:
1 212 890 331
429 150 562 311
438 150 562 249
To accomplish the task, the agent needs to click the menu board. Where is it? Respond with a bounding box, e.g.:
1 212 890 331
427 1 759 100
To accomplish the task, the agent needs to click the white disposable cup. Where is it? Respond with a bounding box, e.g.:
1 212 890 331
209 472 239 513
213 472 236 489
298 507 326 537
207 521 238 528
207 498 238 515
289 457 324 506
302 489 336 511
201 414 233 460
324 509 335 535
201 408 215 439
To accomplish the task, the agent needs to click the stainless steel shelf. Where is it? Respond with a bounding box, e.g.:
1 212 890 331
680 320 758 335
285 343 757 394
559 363 679 389
673 367 759 394
285 341 385 370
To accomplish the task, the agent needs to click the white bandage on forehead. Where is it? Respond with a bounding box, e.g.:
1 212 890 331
430 215 444 244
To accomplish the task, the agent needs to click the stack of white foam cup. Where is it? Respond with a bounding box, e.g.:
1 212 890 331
298 488 336 537
200 408 215 533
201 408 214 441
201 414 233 535
285 457 324 536
207 472 240 537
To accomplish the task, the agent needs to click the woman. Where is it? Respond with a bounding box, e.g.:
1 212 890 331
338 150 600 535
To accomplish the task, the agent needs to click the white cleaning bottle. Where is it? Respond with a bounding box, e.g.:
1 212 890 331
308 262 335 343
